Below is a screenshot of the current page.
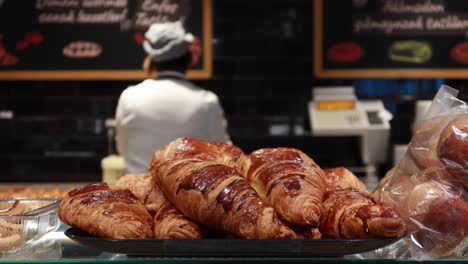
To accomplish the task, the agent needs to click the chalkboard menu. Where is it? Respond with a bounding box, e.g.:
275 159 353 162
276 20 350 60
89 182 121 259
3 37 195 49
0 0 212 80
314 0 468 79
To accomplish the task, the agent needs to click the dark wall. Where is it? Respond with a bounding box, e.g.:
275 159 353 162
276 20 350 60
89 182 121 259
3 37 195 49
0 0 462 182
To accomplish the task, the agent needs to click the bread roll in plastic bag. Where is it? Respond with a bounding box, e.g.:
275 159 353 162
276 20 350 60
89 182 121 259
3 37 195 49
373 85 468 260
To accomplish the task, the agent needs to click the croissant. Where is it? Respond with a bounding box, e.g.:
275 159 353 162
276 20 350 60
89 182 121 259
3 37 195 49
151 158 297 239
320 188 406 239
58 183 153 239
241 147 326 228
112 173 160 214
323 167 367 192
113 174 202 239
150 137 246 172
153 202 203 239
290 227 322 239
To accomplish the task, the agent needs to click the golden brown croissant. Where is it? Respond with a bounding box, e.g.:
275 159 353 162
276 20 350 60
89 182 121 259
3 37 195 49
320 188 406 239
290 227 322 239
153 202 203 239
58 183 153 239
323 167 367 192
241 147 326 228
113 173 178 217
151 158 297 239
112 174 160 214
113 174 202 239
150 137 246 172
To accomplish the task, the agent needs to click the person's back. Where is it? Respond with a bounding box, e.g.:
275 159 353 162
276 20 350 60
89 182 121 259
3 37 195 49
115 21 230 173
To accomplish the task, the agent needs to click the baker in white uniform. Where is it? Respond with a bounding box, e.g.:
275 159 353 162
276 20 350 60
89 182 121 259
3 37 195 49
115 20 231 174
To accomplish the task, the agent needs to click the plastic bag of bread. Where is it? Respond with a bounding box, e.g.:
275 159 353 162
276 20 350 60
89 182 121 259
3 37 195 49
374 85 468 260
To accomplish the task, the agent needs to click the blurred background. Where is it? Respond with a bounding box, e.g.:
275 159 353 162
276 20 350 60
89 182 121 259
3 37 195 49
0 0 467 183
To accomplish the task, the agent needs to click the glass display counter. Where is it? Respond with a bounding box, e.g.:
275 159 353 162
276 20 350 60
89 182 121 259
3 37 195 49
1 225 465 264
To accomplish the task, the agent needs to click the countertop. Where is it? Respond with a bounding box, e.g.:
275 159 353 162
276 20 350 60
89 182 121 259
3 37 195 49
1 225 466 264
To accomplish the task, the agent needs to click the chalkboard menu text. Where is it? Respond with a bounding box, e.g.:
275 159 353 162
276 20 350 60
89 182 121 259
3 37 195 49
0 0 212 80
314 0 468 79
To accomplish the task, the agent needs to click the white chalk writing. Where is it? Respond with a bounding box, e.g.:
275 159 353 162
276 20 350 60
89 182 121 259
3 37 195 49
141 0 178 14
36 0 80 9
354 16 424 34
426 15 468 31
134 12 171 27
82 0 127 8
76 9 128 23
133 0 182 29
351 1 468 35
354 14 468 35
381 0 445 14
33 0 187 28
35 0 129 24
38 10 75 23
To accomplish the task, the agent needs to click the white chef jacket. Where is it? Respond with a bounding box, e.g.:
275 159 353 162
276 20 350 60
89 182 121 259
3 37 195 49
115 71 230 174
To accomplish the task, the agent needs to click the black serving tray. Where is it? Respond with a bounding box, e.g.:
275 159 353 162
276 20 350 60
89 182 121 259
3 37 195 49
65 227 403 258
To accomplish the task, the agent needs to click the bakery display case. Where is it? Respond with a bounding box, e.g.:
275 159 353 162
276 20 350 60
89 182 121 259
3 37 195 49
0 224 465 264
1 89 466 263
0 198 61 253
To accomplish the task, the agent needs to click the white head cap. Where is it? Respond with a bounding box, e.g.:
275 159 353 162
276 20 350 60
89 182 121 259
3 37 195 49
143 20 195 63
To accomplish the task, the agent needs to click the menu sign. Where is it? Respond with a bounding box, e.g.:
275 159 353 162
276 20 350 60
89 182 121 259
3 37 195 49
314 0 468 79
0 0 212 80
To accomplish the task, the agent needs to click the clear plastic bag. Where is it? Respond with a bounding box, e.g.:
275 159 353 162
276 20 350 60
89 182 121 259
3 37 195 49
373 85 468 260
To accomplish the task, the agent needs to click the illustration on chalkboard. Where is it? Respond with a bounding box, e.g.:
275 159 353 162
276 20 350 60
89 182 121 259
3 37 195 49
63 41 103 59
450 42 468 64
15 39 29 50
0 33 18 67
0 0 211 80
16 31 44 51
25 32 44 46
133 32 145 45
327 42 364 64
388 40 432 64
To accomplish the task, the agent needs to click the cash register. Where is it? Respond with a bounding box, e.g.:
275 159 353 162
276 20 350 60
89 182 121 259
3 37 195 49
308 87 393 189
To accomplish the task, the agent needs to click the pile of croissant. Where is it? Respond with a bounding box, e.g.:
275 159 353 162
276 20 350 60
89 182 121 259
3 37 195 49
58 137 406 240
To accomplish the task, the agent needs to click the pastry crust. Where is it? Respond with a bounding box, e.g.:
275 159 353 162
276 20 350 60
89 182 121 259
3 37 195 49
153 202 202 239
113 173 161 214
153 158 297 239
241 148 326 228
320 188 406 239
323 167 367 192
113 174 202 239
150 137 246 172
58 183 153 239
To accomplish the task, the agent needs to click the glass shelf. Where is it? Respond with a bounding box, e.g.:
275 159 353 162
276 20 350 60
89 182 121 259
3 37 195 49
0 225 465 264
